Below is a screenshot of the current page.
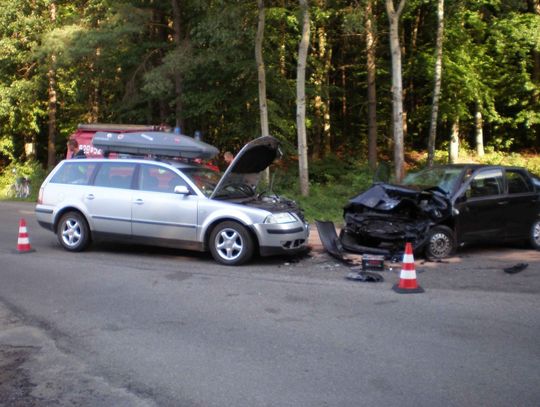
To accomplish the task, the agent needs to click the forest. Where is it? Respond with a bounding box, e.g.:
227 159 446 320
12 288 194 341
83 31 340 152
0 0 539 197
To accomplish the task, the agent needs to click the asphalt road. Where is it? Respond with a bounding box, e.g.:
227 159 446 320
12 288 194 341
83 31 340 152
0 201 539 406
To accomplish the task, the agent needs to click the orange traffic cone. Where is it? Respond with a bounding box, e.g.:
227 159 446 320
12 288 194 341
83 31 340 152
392 242 424 293
14 218 35 254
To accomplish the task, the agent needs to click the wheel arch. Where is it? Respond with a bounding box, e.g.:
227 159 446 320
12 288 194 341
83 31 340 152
203 217 260 254
54 207 91 237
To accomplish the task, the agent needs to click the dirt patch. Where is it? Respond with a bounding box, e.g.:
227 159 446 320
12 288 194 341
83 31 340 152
0 346 46 407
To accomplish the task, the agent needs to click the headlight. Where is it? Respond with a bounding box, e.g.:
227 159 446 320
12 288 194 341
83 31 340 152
264 212 297 224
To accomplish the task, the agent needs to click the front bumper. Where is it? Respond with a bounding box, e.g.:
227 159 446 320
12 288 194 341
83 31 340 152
253 221 310 256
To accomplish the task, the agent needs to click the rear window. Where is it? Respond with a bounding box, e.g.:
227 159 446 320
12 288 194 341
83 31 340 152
506 170 532 194
94 162 136 189
50 162 97 185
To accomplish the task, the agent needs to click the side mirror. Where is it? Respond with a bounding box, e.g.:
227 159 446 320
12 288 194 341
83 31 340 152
174 185 190 195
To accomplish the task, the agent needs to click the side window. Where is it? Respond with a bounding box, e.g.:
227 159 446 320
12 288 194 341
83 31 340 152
139 165 187 193
467 169 503 198
506 171 531 194
93 162 136 189
50 162 96 185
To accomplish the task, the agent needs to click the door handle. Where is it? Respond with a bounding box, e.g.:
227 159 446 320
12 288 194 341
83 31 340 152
134 199 144 205
86 194 95 200
497 201 508 205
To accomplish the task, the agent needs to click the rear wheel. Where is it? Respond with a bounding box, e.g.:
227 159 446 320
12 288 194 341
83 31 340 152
530 219 540 250
209 221 254 266
425 225 455 259
57 211 90 252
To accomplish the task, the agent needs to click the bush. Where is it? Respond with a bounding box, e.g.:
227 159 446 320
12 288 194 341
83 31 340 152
0 160 47 201
272 158 374 223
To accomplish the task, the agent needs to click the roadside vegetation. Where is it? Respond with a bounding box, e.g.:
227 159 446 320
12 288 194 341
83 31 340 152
2 148 539 224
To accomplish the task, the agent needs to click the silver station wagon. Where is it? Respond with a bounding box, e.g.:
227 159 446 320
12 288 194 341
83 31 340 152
35 135 309 265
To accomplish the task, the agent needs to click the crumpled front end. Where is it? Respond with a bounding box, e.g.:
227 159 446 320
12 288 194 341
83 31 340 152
341 183 451 256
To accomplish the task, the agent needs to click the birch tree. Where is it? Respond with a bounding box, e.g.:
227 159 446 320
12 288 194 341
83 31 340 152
171 0 184 131
297 0 310 196
366 0 378 171
474 102 485 157
256 0 269 138
427 0 444 168
449 119 459 163
385 0 406 182
47 1 58 169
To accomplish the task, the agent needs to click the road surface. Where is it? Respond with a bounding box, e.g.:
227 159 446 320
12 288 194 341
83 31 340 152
1 201 539 406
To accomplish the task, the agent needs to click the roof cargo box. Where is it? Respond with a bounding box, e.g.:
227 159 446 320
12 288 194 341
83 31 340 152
92 131 219 160
69 123 160 158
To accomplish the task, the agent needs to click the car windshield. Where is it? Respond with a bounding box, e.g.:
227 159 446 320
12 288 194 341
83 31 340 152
212 173 260 199
180 167 260 199
401 167 463 194
180 167 222 197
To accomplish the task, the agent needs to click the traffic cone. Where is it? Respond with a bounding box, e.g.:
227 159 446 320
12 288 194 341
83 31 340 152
392 242 424 294
14 218 35 254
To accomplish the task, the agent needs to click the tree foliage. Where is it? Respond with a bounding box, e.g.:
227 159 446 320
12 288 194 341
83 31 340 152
0 0 538 185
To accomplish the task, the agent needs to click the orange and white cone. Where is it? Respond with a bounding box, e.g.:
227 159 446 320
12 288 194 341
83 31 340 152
14 218 35 254
392 242 424 293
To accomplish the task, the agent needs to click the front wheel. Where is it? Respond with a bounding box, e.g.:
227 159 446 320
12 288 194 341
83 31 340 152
57 211 90 252
530 219 540 250
424 225 455 259
209 221 254 266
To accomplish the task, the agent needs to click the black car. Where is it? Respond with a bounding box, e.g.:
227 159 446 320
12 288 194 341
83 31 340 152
324 164 540 259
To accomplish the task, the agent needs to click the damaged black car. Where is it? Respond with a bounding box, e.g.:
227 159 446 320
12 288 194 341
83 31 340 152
320 164 540 260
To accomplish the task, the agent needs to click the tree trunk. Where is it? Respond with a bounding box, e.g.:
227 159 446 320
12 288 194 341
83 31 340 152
528 0 540 103
385 0 406 182
47 2 57 169
89 48 100 123
256 0 269 138
297 0 310 196
475 102 485 157
256 0 270 182
449 119 459 164
171 0 184 131
427 0 444 167
318 23 332 156
366 0 378 171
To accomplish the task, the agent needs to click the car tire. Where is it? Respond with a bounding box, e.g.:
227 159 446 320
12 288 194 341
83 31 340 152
57 211 90 252
425 225 455 259
530 219 540 250
209 221 254 266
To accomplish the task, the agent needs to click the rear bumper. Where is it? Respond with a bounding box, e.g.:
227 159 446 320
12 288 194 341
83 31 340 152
35 205 55 231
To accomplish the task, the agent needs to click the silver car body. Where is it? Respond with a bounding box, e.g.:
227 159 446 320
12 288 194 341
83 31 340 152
35 137 309 264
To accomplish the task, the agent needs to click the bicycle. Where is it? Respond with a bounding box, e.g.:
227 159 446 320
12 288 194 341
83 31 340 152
8 170 31 199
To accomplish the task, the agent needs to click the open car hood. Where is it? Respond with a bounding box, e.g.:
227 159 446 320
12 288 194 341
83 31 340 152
210 136 280 199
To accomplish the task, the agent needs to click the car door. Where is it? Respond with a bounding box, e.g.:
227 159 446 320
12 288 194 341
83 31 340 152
85 162 136 235
454 168 507 243
503 169 539 240
131 164 199 245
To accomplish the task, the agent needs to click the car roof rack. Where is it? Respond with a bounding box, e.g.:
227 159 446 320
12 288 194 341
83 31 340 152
92 131 219 160
78 123 160 132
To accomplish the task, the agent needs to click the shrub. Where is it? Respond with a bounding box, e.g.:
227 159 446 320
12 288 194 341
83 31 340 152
0 160 47 201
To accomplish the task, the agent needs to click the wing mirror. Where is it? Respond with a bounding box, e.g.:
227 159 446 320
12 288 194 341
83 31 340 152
174 185 190 195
